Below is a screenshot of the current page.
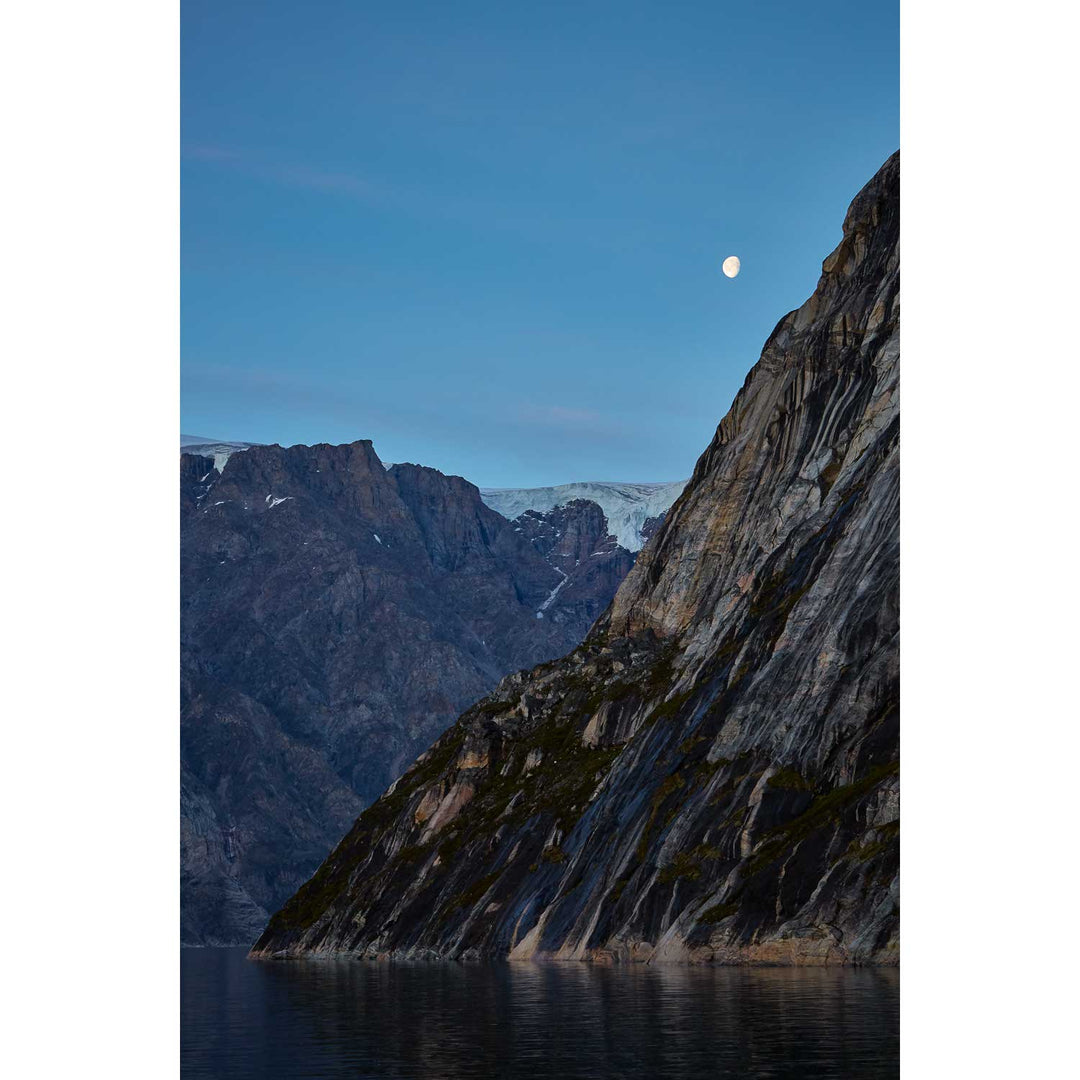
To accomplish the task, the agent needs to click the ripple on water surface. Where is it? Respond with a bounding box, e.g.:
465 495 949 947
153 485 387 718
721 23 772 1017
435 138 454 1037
181 947 898 1079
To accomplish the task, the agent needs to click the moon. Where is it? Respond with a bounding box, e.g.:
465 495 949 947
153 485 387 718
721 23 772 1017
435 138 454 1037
722 255 741 278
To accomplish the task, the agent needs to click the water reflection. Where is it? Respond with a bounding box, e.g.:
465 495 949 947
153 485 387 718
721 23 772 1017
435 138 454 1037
182 948 898 1079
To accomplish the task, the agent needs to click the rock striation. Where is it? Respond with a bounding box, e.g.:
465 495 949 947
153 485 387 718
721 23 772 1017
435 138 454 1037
181 446 637 944
251 151 900 965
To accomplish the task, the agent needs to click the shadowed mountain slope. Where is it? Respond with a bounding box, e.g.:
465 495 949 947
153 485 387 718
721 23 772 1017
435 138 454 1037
182 446 638 944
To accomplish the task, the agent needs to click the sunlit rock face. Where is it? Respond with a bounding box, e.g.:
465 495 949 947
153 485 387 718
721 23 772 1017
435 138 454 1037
252 151 899 966
181 446 638 945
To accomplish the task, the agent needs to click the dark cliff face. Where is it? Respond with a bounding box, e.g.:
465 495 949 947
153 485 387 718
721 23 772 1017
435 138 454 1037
181 444 634 945
251 151 900 965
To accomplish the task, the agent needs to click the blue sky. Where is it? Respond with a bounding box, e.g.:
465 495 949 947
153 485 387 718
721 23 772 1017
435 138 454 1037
182 0 897 487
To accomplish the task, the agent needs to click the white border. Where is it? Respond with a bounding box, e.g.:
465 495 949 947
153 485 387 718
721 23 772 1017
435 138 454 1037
3 0 178 1075
902 1 1077 1075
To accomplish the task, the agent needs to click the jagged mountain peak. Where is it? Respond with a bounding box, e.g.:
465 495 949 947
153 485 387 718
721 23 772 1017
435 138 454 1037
182 436 684 556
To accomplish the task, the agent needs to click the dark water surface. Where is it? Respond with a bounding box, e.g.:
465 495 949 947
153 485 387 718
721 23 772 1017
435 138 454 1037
182 947 898 1079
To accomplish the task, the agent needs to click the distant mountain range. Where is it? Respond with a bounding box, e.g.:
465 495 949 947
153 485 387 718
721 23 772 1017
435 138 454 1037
180 436 684 944
182 436 686 553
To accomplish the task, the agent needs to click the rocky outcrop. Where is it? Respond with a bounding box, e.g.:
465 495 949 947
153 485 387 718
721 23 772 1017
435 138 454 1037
181 446 638 944
513 500 636 631
251 151 900 966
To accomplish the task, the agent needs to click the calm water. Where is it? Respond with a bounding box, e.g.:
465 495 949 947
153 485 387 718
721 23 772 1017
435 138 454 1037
182 947 898 1079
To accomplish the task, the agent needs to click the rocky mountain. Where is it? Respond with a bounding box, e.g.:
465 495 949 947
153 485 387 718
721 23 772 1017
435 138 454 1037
511 500 636 627
251 151 900 966
481 480 686 552
181 443 643 945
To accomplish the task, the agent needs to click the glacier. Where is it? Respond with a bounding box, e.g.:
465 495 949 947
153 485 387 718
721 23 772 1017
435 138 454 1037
480 480 686 552
181 434 258 472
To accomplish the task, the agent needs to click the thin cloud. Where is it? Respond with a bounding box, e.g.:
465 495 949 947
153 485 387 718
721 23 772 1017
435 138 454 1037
181 145 663 252
183 144 381 201
525 404 603 427
182 144 242 162
261 163 378 198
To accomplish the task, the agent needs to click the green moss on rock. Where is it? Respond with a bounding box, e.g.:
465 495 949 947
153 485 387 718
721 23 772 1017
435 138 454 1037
446 871 501 913
767 766 812 791
698 899 740 924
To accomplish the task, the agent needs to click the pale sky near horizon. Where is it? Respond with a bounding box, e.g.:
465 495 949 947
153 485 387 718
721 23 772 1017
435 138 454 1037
182 0 898 488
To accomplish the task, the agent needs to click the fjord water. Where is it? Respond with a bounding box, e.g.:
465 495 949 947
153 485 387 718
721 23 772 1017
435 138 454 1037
182 948 898 1078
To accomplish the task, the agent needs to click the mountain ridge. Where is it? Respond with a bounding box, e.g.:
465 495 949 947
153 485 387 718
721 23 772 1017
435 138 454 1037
183 438 685 555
